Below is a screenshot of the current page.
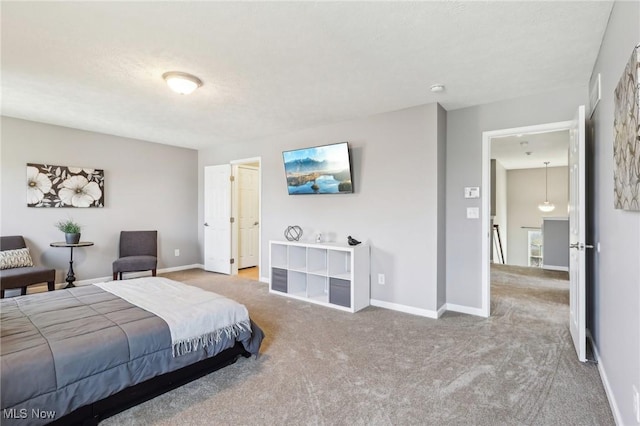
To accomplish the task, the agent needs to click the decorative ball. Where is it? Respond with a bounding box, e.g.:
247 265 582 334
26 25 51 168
285 226 303 241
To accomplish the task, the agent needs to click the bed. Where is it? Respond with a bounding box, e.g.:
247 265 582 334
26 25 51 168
0 277 264 425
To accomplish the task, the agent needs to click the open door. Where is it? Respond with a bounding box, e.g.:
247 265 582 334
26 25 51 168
236 165 259 269
569 105 589 362
204 164 232 274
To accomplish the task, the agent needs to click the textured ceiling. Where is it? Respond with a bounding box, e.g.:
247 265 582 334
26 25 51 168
492 130 569 170
1 1 613 150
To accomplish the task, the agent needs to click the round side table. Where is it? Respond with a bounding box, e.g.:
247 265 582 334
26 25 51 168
50 242 94 288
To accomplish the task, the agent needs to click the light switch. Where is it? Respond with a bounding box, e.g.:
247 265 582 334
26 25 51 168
464 187 480 198
467 207 479 219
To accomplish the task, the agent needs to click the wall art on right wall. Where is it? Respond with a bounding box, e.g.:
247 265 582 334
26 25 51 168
613 44 640 211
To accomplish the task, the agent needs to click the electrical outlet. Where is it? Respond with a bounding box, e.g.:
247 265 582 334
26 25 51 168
633 385 640 423
174 249 180 257
378 273 385 285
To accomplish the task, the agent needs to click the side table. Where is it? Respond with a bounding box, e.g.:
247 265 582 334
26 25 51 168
50 242 94 288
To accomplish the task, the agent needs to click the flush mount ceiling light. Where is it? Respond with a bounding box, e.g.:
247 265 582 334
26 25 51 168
538 161 556 212
162 71 203 95
430 84 445 93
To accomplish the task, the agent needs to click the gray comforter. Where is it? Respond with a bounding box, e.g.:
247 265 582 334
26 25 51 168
0 285 263 425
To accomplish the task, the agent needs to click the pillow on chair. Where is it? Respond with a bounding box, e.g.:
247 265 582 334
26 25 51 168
0 248 34 270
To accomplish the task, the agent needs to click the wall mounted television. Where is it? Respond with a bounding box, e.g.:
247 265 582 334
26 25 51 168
282 142 354 195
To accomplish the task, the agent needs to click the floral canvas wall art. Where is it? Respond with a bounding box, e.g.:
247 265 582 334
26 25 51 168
613 45 640 211
27 163 104 208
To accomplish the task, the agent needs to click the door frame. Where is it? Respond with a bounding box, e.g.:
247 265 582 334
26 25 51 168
481 120 572 317
230 157 261 277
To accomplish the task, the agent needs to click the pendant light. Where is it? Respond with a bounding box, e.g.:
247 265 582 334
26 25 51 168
538 161 555 212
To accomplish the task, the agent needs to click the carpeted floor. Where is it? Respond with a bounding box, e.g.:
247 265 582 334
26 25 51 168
102 265 613 425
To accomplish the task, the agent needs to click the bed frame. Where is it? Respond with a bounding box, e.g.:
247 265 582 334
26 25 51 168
50 342 250 426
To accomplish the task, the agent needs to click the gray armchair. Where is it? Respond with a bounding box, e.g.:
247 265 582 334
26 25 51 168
112 231 158 280
1 236 55 298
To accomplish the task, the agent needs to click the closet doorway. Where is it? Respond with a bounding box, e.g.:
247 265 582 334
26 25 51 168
203 157 261 279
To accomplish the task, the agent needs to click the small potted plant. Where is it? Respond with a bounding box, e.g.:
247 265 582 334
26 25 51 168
55 218 82 244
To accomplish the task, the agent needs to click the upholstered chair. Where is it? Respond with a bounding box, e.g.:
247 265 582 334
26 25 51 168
112 231 158 280
0 236 55 298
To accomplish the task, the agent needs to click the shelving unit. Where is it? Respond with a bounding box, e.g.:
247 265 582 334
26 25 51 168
527 229 543 268
269 240 370 313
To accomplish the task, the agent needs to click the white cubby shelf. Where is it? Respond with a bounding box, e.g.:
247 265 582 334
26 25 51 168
269 240 370 313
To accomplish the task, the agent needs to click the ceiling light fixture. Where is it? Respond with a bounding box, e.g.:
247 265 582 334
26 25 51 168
430 84 445 93
538 161 556 212
162 71 203 95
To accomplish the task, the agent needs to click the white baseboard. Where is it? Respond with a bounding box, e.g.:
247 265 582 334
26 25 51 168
259 276 270 284
542 264 569 272
370 299 440 319
163 264 203 273
72 264 204 286
589 332 623 425
445 303 486 317
368 300 485 320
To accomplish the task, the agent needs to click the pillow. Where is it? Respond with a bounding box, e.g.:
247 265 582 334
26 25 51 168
0 248 34 270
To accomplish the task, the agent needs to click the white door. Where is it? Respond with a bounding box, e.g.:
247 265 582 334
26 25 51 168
204 164 232 274
568 105 588 362
237 166 259 268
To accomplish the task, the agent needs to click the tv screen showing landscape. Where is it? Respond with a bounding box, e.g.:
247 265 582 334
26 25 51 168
283 142 353 195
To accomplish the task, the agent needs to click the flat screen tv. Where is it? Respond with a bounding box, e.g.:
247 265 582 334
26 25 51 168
283 142 354 195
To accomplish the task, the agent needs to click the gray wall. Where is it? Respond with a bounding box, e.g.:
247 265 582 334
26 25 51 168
1 117 199 284
588 1 640 423
198 104 446 313
506 166 568 267
446 86 587 309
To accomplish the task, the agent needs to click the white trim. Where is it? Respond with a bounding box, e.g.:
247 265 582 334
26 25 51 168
259 276 270 284
481 132 491 318
542 265 569 272
230 157 261 165
445 303 487 317
481 120 573 320
160 264 204 273
589 73 601 118
589 332 623 425
73 264 204 286
370 299 440 319
436 304 447 318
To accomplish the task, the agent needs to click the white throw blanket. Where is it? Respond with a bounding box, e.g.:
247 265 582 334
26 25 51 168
95 277 251 357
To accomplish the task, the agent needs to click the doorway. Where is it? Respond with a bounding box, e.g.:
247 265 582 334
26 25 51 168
482 120 572 317
490 130 570 268
481 106 588 362
204 157 261 279
233 161 260 279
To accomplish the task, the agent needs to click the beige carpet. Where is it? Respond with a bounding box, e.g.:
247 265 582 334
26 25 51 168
102 266 613 425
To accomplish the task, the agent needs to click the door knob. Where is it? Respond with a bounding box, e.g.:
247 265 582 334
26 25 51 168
254 221 259 226
204 222 209 227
